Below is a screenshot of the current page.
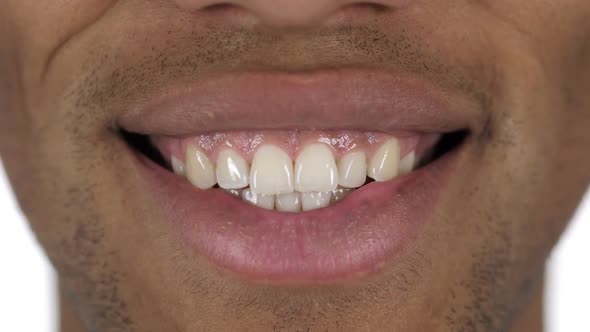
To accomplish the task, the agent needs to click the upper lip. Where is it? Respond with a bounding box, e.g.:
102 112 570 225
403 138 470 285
117 67 486 137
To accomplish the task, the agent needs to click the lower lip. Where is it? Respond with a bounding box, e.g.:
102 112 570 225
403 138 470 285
135 147 460 283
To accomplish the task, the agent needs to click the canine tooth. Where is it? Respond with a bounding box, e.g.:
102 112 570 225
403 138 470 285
275 192 302 213
331 188 354 203
337 151 367 188
171 156 185 176
186 144 216 189
301 192 331 211
216 148 249 189
250 145 294 195
242 189 275 210
368 138 400 182
399 151 416 175
295 143 338 193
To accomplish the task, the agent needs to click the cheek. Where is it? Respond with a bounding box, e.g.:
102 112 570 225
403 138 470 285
2 123 139 329
472 73 587 272
5 0 117 87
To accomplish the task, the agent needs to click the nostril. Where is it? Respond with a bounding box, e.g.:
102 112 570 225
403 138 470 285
201 2 240 13
346 2 391 12
340 0 414 12
333 2 392 19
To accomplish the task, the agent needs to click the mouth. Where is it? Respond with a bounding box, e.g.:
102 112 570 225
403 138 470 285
117 68 481 283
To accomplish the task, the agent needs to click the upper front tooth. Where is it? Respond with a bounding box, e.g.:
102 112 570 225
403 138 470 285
337 151 367 188
250 145 294 195
399 151 416 175
368 138 401 182
186 144 217 189
295 143 338 193
216 148 249 189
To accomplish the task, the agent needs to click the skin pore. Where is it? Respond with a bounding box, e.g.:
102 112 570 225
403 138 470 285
1 0 589 331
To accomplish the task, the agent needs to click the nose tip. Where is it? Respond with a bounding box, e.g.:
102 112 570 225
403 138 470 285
174 0 412 27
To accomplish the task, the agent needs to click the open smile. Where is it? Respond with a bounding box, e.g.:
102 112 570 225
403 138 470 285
118 68 483 283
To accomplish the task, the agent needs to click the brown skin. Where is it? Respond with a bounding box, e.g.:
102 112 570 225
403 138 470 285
1 0 589 331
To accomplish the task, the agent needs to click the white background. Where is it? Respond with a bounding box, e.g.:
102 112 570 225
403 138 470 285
0 162 588 332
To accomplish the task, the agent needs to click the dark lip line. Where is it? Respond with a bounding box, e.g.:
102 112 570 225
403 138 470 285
116 67 486 138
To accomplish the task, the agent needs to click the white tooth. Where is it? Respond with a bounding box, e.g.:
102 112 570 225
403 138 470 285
295 143 338 193
242 189 275 210
331 188 354 203
185 144 217 189
368 138 401 182
275 192 302 213
399 151 416 175
216 148 249 189
250 145 294 195
171 156 185 176
337 151 367 188
224 189 242 197
301 192 331 211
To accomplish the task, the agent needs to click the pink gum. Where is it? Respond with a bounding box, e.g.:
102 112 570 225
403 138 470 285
152 130 440 164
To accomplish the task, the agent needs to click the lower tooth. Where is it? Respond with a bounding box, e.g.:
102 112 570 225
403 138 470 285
242 189 275 210
224 189 242 197
301 192 331 211
331 188 353 203
234 188 355 211
275 192 302 213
